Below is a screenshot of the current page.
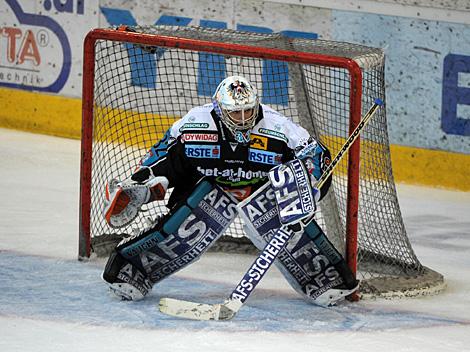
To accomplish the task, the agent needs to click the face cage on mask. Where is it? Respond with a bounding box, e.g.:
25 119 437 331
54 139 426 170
219 104 259 143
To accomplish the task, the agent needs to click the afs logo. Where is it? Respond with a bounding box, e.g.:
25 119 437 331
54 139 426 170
1 0 73 92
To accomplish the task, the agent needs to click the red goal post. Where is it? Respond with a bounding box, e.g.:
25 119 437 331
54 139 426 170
79 25 444 299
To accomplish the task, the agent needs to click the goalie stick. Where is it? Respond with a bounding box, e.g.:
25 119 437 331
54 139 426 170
159 98 384 320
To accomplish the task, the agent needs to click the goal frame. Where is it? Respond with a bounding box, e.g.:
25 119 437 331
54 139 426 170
79 27 364 280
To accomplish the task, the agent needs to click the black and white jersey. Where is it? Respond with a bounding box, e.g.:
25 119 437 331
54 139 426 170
131 103 331 208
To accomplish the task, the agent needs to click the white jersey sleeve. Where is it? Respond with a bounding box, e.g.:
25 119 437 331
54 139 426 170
256 104 313 150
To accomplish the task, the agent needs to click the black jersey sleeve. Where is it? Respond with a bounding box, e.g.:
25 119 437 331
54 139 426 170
131 135 202 208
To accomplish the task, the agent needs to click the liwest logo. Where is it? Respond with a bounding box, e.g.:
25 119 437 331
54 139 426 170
1 0 73 92
185 144 220 158
100 9 318 106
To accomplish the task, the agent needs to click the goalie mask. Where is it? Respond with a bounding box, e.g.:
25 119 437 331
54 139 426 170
212 76 259 144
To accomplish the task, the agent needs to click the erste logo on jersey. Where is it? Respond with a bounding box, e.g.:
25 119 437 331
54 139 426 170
248 149 282 165
181 133 218 142
250 134 268 150
185 144 220 158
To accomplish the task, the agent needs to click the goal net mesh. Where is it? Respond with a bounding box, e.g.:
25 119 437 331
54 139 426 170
83 25 444 298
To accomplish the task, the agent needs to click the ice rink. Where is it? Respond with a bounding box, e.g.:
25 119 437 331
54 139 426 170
0 127 469 351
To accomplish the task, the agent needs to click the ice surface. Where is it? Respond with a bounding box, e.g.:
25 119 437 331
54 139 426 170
0 128 469 351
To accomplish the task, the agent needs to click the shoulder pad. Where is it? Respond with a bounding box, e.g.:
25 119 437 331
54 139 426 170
171 105 217 136
254 105 310 149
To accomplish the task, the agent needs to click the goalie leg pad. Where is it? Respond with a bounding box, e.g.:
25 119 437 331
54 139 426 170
238 183 357 306
114 179 214 263
304 220 359 289
102 249 153 301
104 180 238 294
243 222 345 306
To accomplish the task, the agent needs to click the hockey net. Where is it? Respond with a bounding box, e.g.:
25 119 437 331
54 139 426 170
80 25 444 298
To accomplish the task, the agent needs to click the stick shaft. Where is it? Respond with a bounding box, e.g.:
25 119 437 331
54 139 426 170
228 227 293 304
316 99 383 189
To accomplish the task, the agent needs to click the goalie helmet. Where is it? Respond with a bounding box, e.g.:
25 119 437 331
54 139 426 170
212 76 259 144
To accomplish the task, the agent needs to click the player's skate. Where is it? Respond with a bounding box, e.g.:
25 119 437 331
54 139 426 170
314 280 360 307
102 249 153 301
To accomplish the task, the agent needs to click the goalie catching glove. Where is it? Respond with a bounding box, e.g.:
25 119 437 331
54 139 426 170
103 176 169 228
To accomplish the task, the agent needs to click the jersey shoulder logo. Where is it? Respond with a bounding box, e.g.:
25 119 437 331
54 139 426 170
258 127 288 143
185 144 220 159
179 122 210 131
249 134 268 150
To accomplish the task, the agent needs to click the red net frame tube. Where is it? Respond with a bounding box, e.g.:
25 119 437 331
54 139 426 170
78 27 363 284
